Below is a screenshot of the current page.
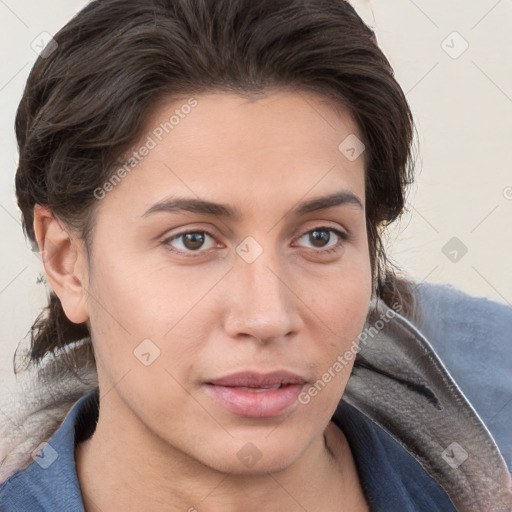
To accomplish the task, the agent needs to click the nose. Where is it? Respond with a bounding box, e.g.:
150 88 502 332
222 245 302 344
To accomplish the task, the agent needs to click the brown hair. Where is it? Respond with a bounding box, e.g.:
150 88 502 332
14 0 418 373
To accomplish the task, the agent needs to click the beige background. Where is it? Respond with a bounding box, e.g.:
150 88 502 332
1 0 511 391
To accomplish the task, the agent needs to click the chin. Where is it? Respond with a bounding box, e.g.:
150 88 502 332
210 453 298 477
195 434 308 477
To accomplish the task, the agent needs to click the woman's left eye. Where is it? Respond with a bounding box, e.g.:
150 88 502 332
162 226 348 257
294 227 348 253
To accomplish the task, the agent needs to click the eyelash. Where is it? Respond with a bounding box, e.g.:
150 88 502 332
161 226 348 257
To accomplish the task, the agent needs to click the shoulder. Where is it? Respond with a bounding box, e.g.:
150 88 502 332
410 281 512 335
407 280 512 472
0 439 81 512
0 390 97 511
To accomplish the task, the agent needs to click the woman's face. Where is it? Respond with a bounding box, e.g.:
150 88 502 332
79 90 372 473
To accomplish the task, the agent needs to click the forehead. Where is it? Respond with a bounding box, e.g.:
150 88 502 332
141 89 363 159
100 90 366 218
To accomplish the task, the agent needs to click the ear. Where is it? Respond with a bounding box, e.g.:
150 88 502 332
33 205 90 324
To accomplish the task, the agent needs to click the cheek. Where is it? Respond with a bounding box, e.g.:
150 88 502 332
86 252 173 335
307 259 372 379
300 273 371 413
85 255 213 382
312 254 372 329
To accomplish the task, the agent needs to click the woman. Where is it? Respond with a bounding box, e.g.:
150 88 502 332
0 0 511 510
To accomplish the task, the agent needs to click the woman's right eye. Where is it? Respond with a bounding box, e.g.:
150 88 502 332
162 230 218 255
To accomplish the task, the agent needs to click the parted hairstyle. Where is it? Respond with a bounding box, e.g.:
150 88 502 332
14 0 418 374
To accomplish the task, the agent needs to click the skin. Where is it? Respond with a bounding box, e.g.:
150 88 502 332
35 90 372 511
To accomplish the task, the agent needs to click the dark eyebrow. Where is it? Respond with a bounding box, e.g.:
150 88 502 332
291 190 363 216
142 197 242 218
141 190 363 219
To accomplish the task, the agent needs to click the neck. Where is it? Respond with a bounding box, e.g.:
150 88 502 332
75 394 368 512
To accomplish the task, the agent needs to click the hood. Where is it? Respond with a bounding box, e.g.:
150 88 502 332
342 299 512 511
0 340 98 484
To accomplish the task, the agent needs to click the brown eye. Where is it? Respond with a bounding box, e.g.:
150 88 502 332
309 229 331 248
163 231 216 254
295 227 347 253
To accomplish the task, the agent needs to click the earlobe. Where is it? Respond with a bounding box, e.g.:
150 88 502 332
33 205 90 324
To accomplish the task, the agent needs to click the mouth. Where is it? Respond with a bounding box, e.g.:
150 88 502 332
204 371 308 418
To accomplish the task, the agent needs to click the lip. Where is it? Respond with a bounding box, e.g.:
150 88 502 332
204 371 307 418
